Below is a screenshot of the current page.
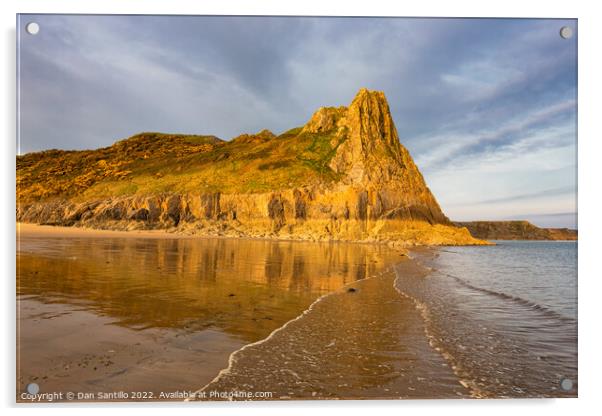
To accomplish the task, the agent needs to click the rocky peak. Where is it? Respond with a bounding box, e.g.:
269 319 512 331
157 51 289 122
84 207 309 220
346 88 402 156
319 88 408 183
301 106 347 134
299 89 450 223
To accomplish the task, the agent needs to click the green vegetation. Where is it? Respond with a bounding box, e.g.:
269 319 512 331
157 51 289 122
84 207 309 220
17 128 347 203
297 129 347 179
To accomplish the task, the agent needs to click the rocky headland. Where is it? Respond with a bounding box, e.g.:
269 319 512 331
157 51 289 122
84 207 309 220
17 88 487 246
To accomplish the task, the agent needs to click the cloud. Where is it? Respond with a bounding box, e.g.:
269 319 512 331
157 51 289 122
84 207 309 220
449 185 575 206
414 98 576 172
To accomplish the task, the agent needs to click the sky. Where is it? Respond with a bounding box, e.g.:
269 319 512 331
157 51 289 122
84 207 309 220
17 15 577 228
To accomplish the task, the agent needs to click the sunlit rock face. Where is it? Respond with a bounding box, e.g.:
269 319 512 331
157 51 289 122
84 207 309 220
316 88 451 225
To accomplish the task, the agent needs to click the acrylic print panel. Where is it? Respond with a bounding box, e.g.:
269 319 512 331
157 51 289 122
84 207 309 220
16 15 577 402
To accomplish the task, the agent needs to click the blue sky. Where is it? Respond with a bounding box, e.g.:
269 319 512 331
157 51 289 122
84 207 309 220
17 15 577 228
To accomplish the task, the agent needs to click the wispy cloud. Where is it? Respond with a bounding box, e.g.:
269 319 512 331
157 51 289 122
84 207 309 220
449 185 575 206
415 98 576 172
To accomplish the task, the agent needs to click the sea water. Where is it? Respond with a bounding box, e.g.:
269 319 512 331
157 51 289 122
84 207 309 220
395 241 577 397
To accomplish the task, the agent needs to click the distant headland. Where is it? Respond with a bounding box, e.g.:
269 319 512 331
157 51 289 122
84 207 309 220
454 221 577 241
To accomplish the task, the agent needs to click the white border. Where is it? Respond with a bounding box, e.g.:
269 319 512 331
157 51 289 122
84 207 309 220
3 1 601 415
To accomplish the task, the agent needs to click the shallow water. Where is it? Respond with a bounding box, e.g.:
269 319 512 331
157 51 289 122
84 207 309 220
395 241 577 398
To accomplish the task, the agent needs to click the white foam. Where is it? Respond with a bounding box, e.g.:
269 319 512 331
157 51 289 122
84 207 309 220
391 256 487 399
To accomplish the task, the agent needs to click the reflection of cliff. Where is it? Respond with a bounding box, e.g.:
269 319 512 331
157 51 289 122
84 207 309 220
16 89 485 246
454 221 577 241
17 237 402 342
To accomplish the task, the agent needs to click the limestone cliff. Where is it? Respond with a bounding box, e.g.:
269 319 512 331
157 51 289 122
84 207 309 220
17 89 485 246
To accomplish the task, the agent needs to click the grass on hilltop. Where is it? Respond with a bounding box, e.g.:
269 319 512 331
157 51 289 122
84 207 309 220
17 128 348 203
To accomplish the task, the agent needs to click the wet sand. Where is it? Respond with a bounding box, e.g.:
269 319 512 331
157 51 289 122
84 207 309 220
17 299 244 402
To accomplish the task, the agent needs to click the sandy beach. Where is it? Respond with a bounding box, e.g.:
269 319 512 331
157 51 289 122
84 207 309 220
17 222 194 240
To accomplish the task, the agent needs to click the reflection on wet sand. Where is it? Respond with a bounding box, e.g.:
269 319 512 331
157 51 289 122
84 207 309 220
17 234 403 400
